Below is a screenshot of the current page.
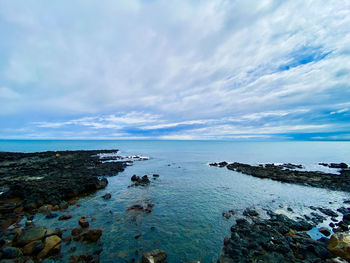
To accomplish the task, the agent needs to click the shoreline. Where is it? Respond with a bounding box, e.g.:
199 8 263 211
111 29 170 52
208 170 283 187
1 151 350 262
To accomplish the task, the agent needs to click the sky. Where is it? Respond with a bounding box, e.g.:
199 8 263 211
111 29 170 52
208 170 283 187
0 0 350 140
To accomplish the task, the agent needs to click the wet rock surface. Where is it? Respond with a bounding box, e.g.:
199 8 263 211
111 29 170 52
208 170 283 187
0 150 128 207
0 150 128 230
130 175 151 186
212 161 350 192
218 211 332 263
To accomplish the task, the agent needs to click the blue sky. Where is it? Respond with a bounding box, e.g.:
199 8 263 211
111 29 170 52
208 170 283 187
0 0 350 140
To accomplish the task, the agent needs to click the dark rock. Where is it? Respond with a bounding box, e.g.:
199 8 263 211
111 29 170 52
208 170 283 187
218 162 228 167
131 175 138 181
153 174 160 177
0 150 128 213
243 208 259 217
71 228 83 236
130 175 151 186
318 227 331 236
78 217 89 228
45 211 58 219
58 214 72 220
220 162 350 192
102 193 111 200
329 163 348 169
2 246 23 259
219 210 332 262
318 207 338 217
77 229 102 242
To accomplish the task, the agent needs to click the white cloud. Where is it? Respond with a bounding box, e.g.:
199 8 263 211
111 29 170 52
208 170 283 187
0 0 350 139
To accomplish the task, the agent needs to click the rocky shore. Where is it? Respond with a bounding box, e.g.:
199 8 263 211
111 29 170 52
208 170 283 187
210 161 350 192
0 150 130 262
218 204 350 263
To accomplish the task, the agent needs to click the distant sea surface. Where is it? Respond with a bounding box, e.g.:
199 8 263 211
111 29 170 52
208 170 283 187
1 140 350 262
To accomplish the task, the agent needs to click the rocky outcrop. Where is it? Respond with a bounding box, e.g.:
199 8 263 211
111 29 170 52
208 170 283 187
130 175 151 186
0 150 129 212
218 211 332 263
213 161 350 192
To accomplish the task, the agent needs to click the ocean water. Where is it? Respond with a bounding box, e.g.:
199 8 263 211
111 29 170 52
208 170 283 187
1 140 350 262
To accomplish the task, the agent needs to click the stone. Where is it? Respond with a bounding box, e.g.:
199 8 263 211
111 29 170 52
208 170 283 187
17 226 47 246
102 193 111 200
58 214 72 220
243 208 259 217
142 249 167 263
79 229 102 242
37 235 62 259
153 174 160 177
45 211 58 219
318 208 338 217
1 246 23 259
328 232 350 261
79 217 89 228
72 227 83 236
131 175 138 181
23 240 44 255
319 227 331 237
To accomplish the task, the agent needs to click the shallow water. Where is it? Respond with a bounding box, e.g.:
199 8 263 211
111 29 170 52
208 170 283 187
2 140 350 262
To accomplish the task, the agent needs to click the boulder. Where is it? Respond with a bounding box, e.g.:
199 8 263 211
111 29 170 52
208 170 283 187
37 235 61 259
1 246 23 259
17 226 47 246
319 227 331 237
23 240 44 255
243 208 259 217
328 232 350 261
142 249 167 263
131 175 138 181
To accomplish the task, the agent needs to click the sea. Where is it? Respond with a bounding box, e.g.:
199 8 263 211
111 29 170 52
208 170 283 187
1 140 350 262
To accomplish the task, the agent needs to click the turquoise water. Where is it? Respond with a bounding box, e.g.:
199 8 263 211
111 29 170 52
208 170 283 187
1 140 350 262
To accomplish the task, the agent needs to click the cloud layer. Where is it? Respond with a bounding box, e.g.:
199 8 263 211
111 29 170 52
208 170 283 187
0 0 350 140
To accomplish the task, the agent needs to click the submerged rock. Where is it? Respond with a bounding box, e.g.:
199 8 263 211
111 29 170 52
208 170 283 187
102 193 112 200
141 249 167 263
58 214 72 220
78 229 102 243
